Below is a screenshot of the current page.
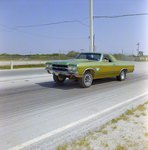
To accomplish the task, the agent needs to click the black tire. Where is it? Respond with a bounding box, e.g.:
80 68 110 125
117 70 126 81
53 74 66 83
79 72 93 88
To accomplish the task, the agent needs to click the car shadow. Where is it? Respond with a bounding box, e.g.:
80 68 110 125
93 77 118 85
36 77 119 90
36 79 81 90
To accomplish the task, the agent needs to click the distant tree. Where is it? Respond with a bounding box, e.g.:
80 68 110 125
12 54 21 56
67 50 80 58
0 53 11 56
46 54 53 57
52 53 59 56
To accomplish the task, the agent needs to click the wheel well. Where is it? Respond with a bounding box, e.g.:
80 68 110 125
83 69 95 78
123 69 127 73
119 68 127 75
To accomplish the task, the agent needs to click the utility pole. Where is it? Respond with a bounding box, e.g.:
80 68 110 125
59 49 60 60
137 43 139 56
93 34 95 51
89 0 93 52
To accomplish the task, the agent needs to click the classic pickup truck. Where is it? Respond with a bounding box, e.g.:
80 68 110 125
45 52 134 88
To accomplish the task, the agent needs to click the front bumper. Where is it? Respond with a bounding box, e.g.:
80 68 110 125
45 69 79 77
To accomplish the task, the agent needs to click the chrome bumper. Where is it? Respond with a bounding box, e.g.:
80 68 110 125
45 69 79 77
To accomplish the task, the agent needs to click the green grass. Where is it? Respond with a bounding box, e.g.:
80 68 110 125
78 138 87 146
116 144 126 150
141 112 147 116
119 114 130 121
102 130 108 134
0 66 11 69
135 114 140 118
0 64 45 70
102 142 109 148
111 118 118 123
126 109 134 115
131 107 136 112
111 126 117 130
57 144 68 150
136 104 147 112
88 130 94 135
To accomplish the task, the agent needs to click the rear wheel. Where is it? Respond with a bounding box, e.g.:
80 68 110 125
117 70 126 81
79 72 93 88
53 74 66 83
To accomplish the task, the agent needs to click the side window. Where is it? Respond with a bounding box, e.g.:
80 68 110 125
103 54 112 62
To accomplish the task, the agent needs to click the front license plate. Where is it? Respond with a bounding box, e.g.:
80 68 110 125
55 72 59 76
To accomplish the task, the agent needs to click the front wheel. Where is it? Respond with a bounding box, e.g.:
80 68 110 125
117 70 126 81
53 74 66 83
79 72 93 88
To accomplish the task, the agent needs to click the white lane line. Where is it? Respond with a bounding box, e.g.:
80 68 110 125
9 92 148 150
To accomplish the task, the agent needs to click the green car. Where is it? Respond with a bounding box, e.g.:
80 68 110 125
45 52 134 88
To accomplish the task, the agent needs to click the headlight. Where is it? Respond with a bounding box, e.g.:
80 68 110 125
49 64 52 68
69 66 72 71
73 66 76 71
68 66 76 71
46 64 49 68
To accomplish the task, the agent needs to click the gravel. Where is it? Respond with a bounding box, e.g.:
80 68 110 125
58 101 148 150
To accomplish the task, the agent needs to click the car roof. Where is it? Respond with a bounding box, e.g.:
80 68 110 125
80 52 111 55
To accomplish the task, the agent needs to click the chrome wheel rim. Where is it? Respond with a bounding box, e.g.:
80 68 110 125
58 76 64 81
84 74 92 87
121 71 125 80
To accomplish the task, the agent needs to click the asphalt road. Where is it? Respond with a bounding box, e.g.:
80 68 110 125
0 68 45 78
0 62 148 150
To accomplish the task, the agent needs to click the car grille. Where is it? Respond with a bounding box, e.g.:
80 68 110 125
52 64 68 71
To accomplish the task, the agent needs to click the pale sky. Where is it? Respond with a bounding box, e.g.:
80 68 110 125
0 0 148 55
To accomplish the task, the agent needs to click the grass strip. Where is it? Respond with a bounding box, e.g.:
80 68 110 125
0 64 45 70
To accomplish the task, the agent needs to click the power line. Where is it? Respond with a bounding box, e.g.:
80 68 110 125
1 13 147 30
94 13 148 19
0 24 87 40
12 20 89 29
1 13 147 39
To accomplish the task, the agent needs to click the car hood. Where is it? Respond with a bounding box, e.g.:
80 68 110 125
47 59 96 65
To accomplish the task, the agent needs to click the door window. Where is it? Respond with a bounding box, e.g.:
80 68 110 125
102 54 113 62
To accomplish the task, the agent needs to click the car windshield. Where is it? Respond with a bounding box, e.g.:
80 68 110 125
75 53 101 61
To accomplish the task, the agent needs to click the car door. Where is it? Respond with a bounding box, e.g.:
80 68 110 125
98 54 116 77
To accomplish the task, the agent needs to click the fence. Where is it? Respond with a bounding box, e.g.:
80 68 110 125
0 55 77 67
0 53 138 69
112 53 134 61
